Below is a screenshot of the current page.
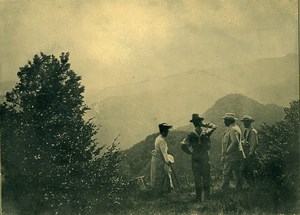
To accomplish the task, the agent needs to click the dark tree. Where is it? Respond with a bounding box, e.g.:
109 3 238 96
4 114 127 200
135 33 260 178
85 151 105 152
1 53 128 214
256 100 299 212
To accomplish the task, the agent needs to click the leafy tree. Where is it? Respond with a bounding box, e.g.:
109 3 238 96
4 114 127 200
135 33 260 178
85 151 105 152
1 53 128 214
255 100 299 212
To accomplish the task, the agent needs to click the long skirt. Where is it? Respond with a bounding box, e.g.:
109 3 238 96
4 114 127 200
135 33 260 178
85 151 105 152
150 156 173 193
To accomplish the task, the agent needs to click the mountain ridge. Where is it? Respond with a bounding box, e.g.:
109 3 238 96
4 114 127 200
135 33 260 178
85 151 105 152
85 53 298 105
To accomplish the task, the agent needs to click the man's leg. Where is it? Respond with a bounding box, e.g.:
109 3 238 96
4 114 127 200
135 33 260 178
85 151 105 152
192 160 202 201
202 160 211 201
234 160 243 190
241 159 247 180
221 161 232 191
246 157 255 187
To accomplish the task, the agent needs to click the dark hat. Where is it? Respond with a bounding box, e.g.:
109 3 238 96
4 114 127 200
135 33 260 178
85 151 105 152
189 113 204 122
240 115 254 122
222 113 238 120
159 123 173 131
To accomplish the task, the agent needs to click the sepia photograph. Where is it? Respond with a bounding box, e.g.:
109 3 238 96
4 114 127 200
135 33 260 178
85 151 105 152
0 0 299 214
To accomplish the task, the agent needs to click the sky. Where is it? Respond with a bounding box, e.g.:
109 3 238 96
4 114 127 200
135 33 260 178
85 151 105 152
0 0 298 91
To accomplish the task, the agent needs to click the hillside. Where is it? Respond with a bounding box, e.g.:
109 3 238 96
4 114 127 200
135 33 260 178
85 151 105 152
121 130 189 179
86 54 297 149
121 94 285 180
179 93 285 131
87 89 224 148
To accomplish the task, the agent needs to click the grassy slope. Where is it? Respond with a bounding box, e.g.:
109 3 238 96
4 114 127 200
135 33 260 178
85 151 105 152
107 182 297 215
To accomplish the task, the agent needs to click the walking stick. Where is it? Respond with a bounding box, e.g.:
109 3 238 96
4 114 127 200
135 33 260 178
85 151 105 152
170 164 182 192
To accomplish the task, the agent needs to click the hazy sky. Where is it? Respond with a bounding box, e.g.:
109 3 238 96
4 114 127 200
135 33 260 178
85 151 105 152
0 0 298 91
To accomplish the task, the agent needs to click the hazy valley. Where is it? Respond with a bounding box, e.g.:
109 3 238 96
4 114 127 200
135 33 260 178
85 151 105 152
85 54 298 149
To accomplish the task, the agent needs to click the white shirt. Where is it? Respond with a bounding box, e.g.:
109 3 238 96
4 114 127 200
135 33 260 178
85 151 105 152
154 134 170 163
243 127 258 155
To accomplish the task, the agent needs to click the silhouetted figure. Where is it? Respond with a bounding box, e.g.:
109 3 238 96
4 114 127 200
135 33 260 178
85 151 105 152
181 114 217 202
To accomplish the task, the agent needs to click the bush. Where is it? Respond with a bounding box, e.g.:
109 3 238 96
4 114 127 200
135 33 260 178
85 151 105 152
255 100 299 213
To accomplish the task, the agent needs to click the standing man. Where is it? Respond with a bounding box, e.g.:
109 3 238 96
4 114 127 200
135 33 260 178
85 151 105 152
221 113 243 191
181 114 217 202
151 123 174 195
240 115 258 187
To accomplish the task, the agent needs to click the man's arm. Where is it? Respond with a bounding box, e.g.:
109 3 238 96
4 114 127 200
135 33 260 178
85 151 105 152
181 136 192 155
249 129 258 155
226 129 240 154
202 122 217 136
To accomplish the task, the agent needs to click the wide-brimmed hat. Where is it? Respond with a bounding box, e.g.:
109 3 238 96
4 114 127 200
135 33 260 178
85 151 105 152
168 154 175 164
240 115 254 122
222 113 238 120
189 113 204 122
159 123 173 130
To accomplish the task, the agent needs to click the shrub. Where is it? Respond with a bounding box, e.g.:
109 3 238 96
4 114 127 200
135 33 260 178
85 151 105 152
255 100 299 213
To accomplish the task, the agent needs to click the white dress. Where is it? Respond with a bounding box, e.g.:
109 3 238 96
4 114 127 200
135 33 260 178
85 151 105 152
150 134 173 193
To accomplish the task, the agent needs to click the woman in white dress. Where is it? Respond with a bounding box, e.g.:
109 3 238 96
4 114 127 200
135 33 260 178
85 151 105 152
150 123 174 195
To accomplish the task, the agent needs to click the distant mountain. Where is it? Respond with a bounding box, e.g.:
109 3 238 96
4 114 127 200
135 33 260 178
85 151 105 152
87 54 297 149
86 54 298 104
229 54 299 106
121 94 285 179
180 93 285 132
87 70 239 148
250 75 299 106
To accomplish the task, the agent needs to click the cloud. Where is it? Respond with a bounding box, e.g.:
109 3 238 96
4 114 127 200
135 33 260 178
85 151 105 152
0 0 298 91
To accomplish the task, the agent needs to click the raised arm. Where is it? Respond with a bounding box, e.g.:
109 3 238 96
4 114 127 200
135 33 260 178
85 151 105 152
202 122 217 136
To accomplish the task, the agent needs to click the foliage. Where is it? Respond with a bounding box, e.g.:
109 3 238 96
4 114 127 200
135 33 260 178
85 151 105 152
1 53 128 214
255 99 299 212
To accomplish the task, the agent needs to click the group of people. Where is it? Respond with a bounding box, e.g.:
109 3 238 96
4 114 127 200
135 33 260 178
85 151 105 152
150 113 258 202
